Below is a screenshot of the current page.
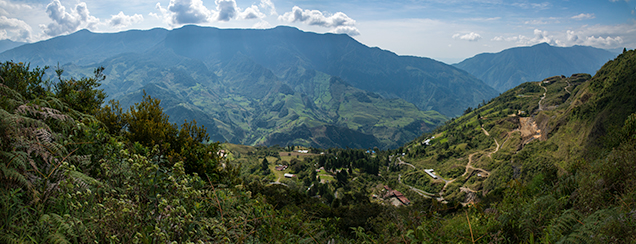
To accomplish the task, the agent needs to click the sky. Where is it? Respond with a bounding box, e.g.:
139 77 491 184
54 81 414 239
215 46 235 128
1 0 635 63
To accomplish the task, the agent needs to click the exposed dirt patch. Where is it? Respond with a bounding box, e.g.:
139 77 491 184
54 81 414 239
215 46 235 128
518 117 541 139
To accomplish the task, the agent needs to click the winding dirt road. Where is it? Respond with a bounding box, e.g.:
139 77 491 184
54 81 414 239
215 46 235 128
538 84 548 111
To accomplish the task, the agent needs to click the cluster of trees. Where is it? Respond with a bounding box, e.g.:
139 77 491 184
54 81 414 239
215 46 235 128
315 148 387 175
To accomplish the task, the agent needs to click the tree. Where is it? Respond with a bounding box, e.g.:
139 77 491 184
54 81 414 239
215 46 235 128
261 157 269 172
54 66 106 114
0 61 49 100
125 90 177 148
96 99 125 135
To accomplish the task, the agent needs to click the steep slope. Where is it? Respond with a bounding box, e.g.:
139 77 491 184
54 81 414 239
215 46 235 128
158 25 498 117
92 50 445 149
398 49 636 207
454 43 618 92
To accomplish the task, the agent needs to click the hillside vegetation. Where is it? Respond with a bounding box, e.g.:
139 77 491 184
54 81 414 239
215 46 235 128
1 49 635 243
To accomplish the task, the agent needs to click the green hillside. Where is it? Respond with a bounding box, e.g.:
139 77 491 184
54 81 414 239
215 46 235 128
1 49 634 243
93 52 447 149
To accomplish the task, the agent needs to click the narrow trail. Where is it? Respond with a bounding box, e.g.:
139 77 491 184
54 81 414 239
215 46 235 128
395 124 498 202
564 80 572 94
399 174 434 198
447 125 498 198
396 157 416 169
538 85 548 111
460 187 479 193
488 139 500 158
481 125 490 136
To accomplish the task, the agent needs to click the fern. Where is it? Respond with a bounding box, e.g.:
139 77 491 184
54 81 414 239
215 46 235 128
0 234 24 244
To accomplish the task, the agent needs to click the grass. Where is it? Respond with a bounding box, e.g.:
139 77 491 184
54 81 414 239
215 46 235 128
316 168 335 183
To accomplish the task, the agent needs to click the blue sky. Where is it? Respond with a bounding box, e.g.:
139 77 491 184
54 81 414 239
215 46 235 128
1 0 634 63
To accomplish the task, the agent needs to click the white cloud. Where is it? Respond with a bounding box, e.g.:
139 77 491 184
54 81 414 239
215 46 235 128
215 0 237 21
571 13 595 20
491 21 635 49
167 0 213 25
582 35 623 46
330 26 360 36
39 0 100 37
109 11 144 28
453 32 482 41
237 5 266 20
0 16 32 42
524 19 548 25
0 0 33 16
252 19 272 29
153 0 266 25
491 29 555 45
278 6 360 36
279 6 356 27
259 0 276 15
531 2 551 9
513 2 551 9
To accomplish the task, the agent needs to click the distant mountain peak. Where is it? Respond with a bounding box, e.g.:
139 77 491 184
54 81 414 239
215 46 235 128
454 43 618 92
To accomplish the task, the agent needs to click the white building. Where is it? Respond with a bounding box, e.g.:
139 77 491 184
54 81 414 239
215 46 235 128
424 169 437 179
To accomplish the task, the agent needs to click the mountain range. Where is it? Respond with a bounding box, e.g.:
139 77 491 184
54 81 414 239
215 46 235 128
1 26 619 149
0 25 498 149
454 43 618 92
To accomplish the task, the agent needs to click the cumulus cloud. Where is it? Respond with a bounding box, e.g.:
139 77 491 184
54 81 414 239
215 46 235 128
238 5 266 20
279 6 355 27
39 0 99 37
252 19 272 29
259 0 276 15
278 6 360 35
0 0 33 16
153 0 267 25
166 0 212 24
109 12 143 28
215 0 238 21
492 23 632 49
453 32 482 41
0 16 32 41
330 26 360 36
571 13 595 20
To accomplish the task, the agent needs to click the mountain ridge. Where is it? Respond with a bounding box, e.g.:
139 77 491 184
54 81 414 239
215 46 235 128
1 25 496 148
454 42 618 92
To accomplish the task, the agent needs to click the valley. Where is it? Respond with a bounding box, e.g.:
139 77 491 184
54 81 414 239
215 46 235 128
0 26 499 149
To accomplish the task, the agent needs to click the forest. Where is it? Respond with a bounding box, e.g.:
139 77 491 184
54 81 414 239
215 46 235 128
1 48 635 243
